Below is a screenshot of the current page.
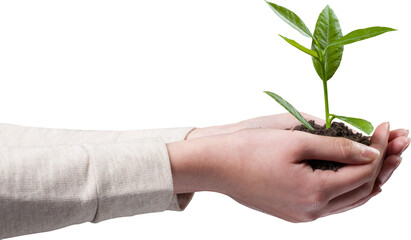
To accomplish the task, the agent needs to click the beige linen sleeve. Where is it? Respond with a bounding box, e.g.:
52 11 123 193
0 123 195 239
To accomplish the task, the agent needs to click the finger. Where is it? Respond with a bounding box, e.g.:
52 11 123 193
323 185 381 217
310 123 390 200
375 155 402 187
296 132 381 165
370 122 391 156
323 182 376 215
368 122 391 185
389 129 409 142
387 136 410 156
248 113 325 130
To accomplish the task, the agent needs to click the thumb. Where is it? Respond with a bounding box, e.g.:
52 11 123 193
296 133 381 165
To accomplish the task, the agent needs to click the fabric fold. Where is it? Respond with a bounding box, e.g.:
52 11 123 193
0 123 196 211
83 138 174 222
0 123 196 238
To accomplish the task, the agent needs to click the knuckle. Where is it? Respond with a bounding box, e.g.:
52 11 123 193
334 138 356 159
363 170 374 182
292 132 312 154
301 182 329 209
310 175 331 204
361 168 376 182
363 182 375 196
298 211 321 223
306 192 328 209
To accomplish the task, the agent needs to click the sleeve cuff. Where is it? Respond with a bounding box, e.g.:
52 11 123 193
118 127 196 212
84 137 176 223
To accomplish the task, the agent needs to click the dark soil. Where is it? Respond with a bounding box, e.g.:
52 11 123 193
291 120 371 171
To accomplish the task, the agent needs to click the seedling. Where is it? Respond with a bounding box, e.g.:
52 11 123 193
264 1 396 134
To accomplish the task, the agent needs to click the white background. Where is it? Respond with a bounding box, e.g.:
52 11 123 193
0 0 410 239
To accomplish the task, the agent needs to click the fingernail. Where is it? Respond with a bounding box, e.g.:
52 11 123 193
373 185 382 195
405 129 409 137
400 139 411 155
393 156 402 170
361 146 380 161
376 187 382 195
397 157 403 168
385 122 390 132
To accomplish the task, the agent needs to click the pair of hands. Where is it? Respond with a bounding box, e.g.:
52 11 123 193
167 113 409 222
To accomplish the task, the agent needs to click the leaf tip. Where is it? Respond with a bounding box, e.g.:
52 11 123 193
322 4 336 15
265 1 274 6
384 27 398 32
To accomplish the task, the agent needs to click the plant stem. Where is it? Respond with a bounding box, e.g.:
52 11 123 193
316 38 331 129
322 79 331 128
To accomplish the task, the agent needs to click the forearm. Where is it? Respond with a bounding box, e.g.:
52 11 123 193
0 123 197 212
0 138 174 239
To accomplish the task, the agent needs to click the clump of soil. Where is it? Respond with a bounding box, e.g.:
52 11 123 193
291 120 371 171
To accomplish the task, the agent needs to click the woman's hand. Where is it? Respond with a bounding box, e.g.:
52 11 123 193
185 113 323 139
186 113 409 191
169 121 408 222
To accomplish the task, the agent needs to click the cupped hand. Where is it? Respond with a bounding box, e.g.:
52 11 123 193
169 121 406 222
186 113 323 139
186 113 409 192
227 123 389 222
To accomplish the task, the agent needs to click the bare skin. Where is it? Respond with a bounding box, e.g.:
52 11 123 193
167 113 409 222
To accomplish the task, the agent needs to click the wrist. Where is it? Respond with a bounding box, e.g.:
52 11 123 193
166 138 218 194
167 133 238 195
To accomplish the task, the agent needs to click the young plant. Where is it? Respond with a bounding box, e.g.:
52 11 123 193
264 1 396 134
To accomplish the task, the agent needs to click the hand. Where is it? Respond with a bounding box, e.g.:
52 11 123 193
185 113 323 139
186 113 409 191
168 122 406 222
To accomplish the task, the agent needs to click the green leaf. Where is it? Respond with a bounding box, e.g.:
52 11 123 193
311 5 343 81
331 114 374 135
279 35 319 58
327 26 397 49
266 1 312 38
264 91 314 130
